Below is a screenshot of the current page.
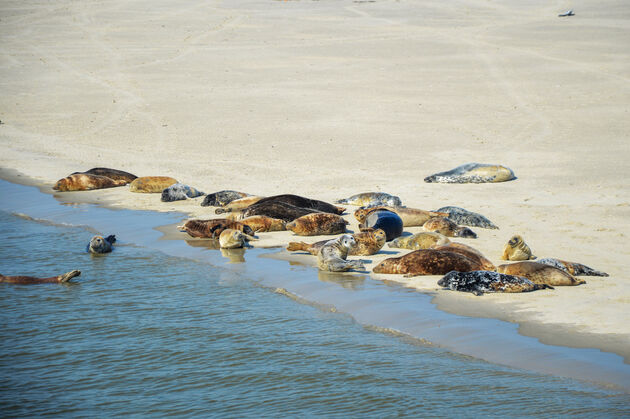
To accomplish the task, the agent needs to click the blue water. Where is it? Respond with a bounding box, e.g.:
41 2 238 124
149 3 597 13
0 180 629 417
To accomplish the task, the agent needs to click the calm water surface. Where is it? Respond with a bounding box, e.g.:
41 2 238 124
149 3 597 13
0 181 629 417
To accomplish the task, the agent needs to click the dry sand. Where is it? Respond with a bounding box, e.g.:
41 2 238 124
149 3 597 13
1 1 629 360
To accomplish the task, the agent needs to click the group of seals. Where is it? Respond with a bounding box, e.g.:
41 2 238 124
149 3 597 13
178 219 255 238
54 167 137 191
424 163 515 183
288 228 386 256
317 235 366 272
358 210 403 241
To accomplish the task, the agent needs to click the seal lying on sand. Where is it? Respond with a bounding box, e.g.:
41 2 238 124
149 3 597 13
535 258 608 277
359 210 403 241
129 176 178 193
373 249 484 277
501 235 535 260
240 201 321 222
388 232 450 250
178 219 254 238
423 217 477 238
218 228 257 249
335 192 402 207
255 194 345 215
497 261 586 286
433 242 495 271
317 235 365 272
286 213 348 236
71 167 137 184
438 271 553 296
161 183 205 202
424 163 515 183
355 206 447 227
287 229 386 256
239 216 286 232
0 270 81 285
201 190 250 207
215 196 265 214
87 235 116 254
435 206 499 229
53 174 127 191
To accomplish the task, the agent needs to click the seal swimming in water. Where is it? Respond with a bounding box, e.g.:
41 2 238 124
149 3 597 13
53 173 127 191
432 242 496 271
240 201 321 222
359 210 403 241
497 261 586 286
438 271 553 296
424 163 515 183
87 235 116 254
239 216 286 232
254 194 345 215
354 206 447 227
335 192 402 207
161 183 205 202
388 232 451 250
423 217 477 238
215 196 265 214
0 270 81 285
201 190 250 207
218 229 257 249
535 258 608 277
287 228 386 256
501 235 535 260
317 235 366 272
129 176 178 193
71 167 137 184
435 206 499 229
178 219 254 238
286 213 348 236
372 249 484 277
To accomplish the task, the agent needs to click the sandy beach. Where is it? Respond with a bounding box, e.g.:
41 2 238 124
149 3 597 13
1 0 629 363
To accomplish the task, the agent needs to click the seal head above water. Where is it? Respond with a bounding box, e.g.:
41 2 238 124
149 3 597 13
88 235 116 254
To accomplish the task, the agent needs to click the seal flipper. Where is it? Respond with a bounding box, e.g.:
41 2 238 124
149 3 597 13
59 270 81 283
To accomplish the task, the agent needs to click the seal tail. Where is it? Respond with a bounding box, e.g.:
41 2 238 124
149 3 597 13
287 242 309 252
105 235 116 244
59 270 81 283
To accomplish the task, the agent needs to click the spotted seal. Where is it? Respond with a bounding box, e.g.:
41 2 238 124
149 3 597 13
287 228 386 256
335 192 402 207
53 173 127 191
240 201 321 222
424 163 515 183
423 217 477 238
535 258 608 277
354 206 447 227
129 176 178 193
215 196 265 214
497 261 586 286
161 183 205 202
372 249 484 277
438 271 553 296
239 216 286 232
201 190 250 207
87 235 116 254
388 232 450 250
286 213 348 236
71 167 137 184
317 235 366 272
218 228 257 249
0 270 81 285
435 206 499 229
178 219 254 238
432 242 495 271
501 235 535 261
359 210 403 241
254 194 345 215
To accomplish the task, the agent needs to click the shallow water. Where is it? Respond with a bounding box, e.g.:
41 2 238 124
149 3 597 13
0 180 629 417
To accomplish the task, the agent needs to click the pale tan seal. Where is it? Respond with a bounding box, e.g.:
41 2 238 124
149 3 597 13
438 271 553 296
286 213 348 236
497 261 585 286
422 217 477 238
432 242 496 271
218 229 257 249
214 196 265 214
388 232 450 250
501 235 535 261
287 228 386 256
373 249 484 277
317 235 365 272
239 216 286 232
354 206 448 227
0 270 81 285
129 176 178 193
53 174 127 191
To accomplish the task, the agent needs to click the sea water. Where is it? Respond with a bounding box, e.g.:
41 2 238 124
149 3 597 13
0 179 629 417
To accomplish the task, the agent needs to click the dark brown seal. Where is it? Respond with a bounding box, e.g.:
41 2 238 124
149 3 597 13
432 242 495 271
240 201 321 222
129 176 178 193
53 174 127 191
71 167 137 183
372 249 483 277
0 270 81 285
254 194 345 215
286 213 348 236
178 219 254 238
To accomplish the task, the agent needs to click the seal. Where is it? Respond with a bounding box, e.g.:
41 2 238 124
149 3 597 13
535 258 608 277
161 183 205 202
53 173 127 191
359 210 403 241
129 176 178 193
214 196 265 214
287 228 386 256
239 216 286 232
354 206 447 227
254 194 345 215
218 228 257 249
71 167 137 184
178 219 254 238
497 261 586 286
432 242 495 271
435 206 499 229
372 249 484 277
501 235 535 260
438 271 553 296
0 270 81 285
240 201 321 222
388 232 450 250
424 163 515 183
317 235 366 272
286 213 348 236
335 192 402 207
422 217 477 238
201 190 250 207
87 235 116 254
